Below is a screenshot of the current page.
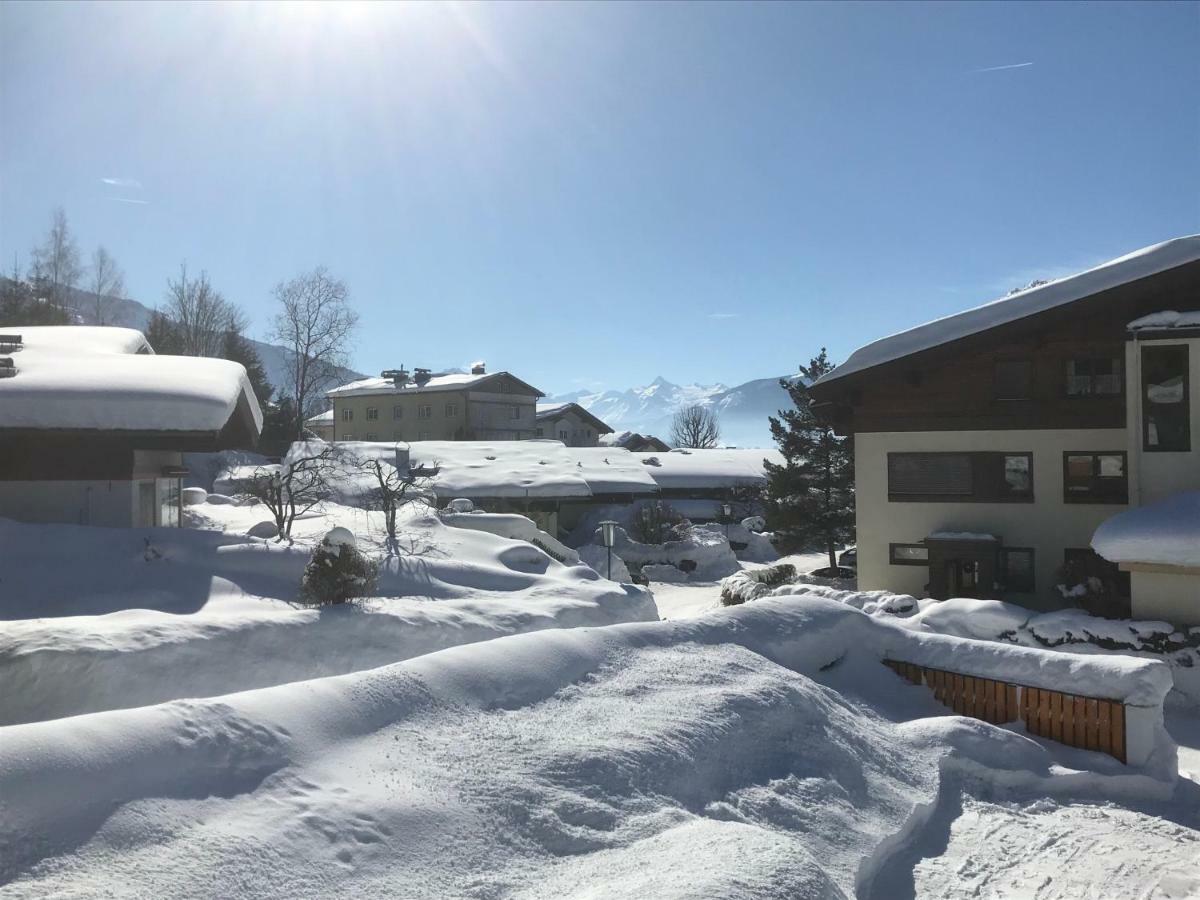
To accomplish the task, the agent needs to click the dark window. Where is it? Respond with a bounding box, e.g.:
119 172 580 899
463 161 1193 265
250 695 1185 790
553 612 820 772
366 407 379 421
994 360 1032 400
535 427 544 437
1062 452 1128 504
1001 548 1035 592
365 432 377 442
1066 357 1122 397
393 405 403 420
1064 548 1131 605
888 452 1033 502
341 408 353 422
889 543 929 566
1142 345 1190 452
888 453 972 497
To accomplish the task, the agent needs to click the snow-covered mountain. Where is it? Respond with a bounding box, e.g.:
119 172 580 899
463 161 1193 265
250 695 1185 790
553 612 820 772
545 374 797 448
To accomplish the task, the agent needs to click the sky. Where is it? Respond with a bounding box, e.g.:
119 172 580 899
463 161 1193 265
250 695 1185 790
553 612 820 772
2 1 1198 396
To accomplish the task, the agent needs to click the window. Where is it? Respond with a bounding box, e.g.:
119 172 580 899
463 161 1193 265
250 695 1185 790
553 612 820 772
393 405 403 420
993 360 1032 400
586 429 592 438
341 408 353 422
342 433 354 441
418 430 431 441
1142 345 1190 452
157 478 181 528
888 452 1032 502
889 543 929 566
418 404 432 419
559 429 568 442
535 427 544 437
445 403 459 417
510 405 521 420
888 453 972 497
1063 452 1128 504
1001 548 1035 592
1066 357 1122 397
366 407 379 421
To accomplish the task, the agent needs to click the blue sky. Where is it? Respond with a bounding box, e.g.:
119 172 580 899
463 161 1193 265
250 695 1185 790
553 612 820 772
2 1 1198 395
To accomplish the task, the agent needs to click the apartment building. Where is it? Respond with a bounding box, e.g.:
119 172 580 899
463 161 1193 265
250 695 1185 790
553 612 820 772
325 364 543 443
808 236 1200 620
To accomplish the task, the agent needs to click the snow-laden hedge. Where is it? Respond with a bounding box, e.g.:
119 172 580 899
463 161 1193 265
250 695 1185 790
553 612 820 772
439 511 580 566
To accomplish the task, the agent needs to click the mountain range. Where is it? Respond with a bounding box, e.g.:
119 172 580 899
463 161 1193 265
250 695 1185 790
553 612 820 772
544 374 796 449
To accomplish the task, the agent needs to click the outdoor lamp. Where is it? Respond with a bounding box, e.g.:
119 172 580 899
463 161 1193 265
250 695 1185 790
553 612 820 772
599 520 618 580
722 503 732 539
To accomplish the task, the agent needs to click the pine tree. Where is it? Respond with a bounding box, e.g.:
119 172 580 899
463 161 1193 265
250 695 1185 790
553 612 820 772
765 348 854 567
220 328 273 408
144 310 184 354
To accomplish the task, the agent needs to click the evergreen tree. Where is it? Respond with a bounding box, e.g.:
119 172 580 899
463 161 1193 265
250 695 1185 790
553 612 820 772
764 348 854 567
220 328 273 408
144 310 185 354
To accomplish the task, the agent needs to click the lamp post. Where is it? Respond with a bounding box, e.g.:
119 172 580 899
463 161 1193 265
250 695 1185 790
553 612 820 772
599 520 618 580
722 502 732 541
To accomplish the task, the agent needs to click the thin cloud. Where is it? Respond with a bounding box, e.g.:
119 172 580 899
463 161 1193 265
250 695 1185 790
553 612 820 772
101 177 143 189
708 313 740 320
112 197 150 205
972 62 1034 74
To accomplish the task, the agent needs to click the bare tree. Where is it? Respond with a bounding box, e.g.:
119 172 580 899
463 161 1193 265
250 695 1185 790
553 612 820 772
161 263 246 357
351 448 436 555
269 267 358 438
28 207 83 313
88 246 126 325
670 404 721 449
231 445 340 540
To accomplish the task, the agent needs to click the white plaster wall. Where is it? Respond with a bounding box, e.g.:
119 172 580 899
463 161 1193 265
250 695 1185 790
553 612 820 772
1126 335 1200 506
856 429 1129 608
0 480 136 527
1131 570 1200 626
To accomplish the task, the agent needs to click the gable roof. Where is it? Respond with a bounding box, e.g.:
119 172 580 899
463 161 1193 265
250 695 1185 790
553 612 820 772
816 235 1200 388
327 370 544 399
0 325 263 442
535 401 614 434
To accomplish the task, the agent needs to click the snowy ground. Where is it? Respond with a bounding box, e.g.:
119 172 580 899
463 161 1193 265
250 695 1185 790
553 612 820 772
651 551 830 620
2 511 1198 898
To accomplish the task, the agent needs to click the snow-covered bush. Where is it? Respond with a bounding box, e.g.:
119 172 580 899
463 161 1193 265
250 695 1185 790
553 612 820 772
694 521 778 563
299 529 378 606
586 522 740 583
440 511 580 565
720 564 796 606
629 500 683 545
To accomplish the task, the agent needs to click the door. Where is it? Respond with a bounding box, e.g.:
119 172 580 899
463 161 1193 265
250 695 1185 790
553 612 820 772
138 481 156 527
945 559 981 598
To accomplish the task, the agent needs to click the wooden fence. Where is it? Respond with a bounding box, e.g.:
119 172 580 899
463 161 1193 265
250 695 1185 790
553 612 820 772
883 658 1127 764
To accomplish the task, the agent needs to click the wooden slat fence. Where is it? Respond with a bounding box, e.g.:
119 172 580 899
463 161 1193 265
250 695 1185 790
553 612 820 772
883 658 1127 763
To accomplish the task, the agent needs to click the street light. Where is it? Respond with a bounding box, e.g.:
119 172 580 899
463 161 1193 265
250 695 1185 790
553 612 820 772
599 520 618 580
722 502 732 540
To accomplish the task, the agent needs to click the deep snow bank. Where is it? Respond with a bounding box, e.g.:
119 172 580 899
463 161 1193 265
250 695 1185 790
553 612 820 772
0 596 1181 897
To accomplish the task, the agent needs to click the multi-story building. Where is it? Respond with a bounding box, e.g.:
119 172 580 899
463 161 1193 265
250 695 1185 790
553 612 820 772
325 364 543 443
534 402 613 447
808 235 1200 622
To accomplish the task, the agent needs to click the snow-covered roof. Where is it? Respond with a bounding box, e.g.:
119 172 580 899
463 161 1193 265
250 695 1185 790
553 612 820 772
817 235 1200 387
327 371 542 399
1127 310 1200 333
1092 492 1200 569
535 402 569 417
535 401 613 433
305 409 334 423
0 325 263 435
634 448 784 490
561 447 660 495
406 440 592 499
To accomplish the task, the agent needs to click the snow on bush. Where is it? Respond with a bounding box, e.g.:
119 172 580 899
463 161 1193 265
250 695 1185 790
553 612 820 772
583 522 740 583
439 510 580 565
720 564 796 606
299 530 379 606
694 521 778 563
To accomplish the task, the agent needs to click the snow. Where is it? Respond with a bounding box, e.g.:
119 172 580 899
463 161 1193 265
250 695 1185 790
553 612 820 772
817 234 1200 386
0 325 263 433
439 511 580 564
927 531 998 542
407 440 593 499
305 408 334 423
634 447 784 489
327 370 509 398
1128 310 1200 331
561 447 660 494
1093 491 1200 568
0 593 1191 897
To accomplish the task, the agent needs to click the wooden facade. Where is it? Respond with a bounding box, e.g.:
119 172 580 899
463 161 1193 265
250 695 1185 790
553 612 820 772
809 260 1200 434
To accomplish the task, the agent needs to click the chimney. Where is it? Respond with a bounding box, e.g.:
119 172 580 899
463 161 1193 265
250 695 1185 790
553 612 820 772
413 367 432 387
381 366 410 387
471 360 486 375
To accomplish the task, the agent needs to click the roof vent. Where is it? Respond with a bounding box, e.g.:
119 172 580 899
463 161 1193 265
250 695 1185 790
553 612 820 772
381 366 410 387
413 367 432 387
0 357 15 378
471 360 486 375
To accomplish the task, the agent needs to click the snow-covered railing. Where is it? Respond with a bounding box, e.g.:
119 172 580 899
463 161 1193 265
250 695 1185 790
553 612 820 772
880 631 1174 767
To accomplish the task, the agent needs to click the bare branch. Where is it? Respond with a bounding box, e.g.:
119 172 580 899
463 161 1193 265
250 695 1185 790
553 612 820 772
161 263 246 357
88 246 126 326
670 404 721 449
